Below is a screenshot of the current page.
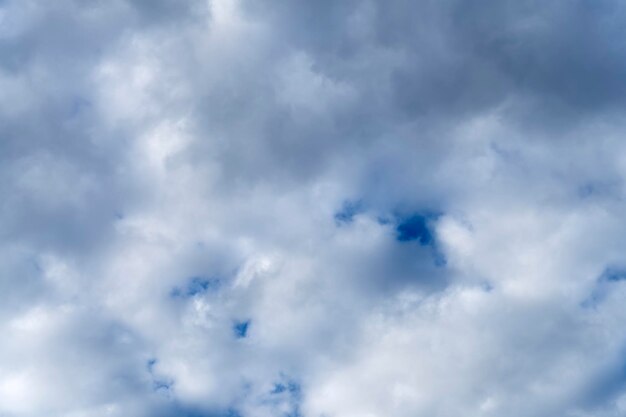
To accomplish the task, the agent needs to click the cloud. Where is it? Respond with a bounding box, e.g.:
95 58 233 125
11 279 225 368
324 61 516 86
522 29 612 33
2 0 626 416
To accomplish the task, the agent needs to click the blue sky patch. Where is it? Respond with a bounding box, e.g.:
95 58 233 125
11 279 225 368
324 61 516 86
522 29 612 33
146 358 173 394
171 276 220 298
334 200 364 224
265 376 302 417
233 320 250 339
271 380 300 396
393 212 446 267
602 267 626 282
395 213 437 245
582 266 626 308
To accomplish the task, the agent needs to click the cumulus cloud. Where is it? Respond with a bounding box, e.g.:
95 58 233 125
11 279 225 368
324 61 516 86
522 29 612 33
2 0 626 416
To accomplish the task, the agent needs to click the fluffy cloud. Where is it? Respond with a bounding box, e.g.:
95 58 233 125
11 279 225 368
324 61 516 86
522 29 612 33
2 0 626 416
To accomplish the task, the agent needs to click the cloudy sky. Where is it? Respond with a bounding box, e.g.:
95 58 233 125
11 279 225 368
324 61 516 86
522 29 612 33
3 0 626 416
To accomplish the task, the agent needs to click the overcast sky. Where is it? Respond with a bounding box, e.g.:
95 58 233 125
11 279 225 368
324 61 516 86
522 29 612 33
3 1 626 416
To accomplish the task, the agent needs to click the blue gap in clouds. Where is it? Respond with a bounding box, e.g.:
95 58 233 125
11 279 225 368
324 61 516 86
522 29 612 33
171 276 220 298
233 320 250 339
269 377 302 417
146 358 174 393
602 267 626 282
395 213 437 245
334 200 364 225
271 380 300 396
394 211 447 267
581 266 626 308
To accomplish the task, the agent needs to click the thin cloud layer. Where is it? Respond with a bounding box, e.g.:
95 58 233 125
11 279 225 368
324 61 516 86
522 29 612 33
2 1 626 416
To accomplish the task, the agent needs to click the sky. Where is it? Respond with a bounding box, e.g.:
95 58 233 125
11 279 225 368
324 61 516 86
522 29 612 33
2 0 626 416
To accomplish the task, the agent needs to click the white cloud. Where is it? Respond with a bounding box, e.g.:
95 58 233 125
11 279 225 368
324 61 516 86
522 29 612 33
2 0 626 416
